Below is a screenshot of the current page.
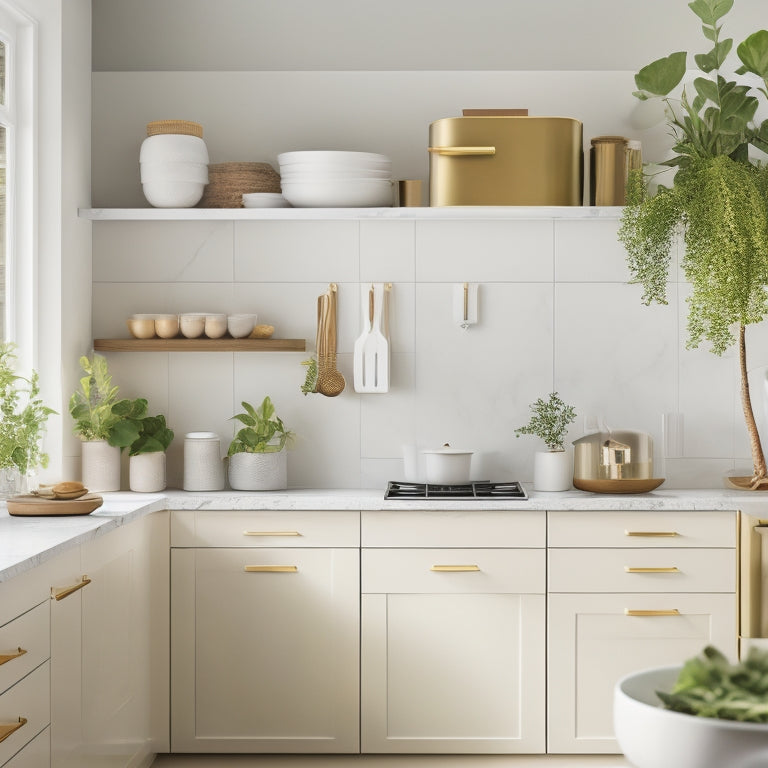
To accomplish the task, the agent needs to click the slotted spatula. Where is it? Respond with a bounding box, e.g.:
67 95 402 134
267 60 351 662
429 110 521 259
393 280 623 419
360 282 389 393
353 285 374 392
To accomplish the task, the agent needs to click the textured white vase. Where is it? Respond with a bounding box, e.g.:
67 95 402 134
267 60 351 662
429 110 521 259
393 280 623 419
228 451 287 491
129 451 166 493
81 439 121 492
533 449 572 492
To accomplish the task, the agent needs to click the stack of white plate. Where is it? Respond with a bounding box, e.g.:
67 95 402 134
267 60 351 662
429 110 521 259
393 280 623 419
140 134 209 208
278 151 393 207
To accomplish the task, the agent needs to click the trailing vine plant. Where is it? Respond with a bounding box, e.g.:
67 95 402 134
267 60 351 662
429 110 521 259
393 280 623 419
618 0 768 487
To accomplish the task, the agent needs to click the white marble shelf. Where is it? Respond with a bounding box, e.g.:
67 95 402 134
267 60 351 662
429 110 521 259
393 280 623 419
79 206 625 221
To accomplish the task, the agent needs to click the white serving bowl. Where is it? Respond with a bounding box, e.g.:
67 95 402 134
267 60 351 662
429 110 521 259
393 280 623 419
227 314 256 338
139 134 209 164
179 313 207 338
614 665 768 768
142 180 206 208
241 193 291 208
140 161 209 183
280 168 392 180
281 179 393 207
278 150 390 166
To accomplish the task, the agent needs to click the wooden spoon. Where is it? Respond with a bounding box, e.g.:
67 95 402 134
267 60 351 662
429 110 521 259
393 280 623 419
317 284 345 397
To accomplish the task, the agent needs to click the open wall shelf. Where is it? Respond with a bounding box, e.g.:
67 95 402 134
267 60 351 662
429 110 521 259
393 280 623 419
93 338 306 352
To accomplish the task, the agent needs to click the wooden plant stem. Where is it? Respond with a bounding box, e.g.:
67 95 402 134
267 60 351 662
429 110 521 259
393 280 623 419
739 324 767 483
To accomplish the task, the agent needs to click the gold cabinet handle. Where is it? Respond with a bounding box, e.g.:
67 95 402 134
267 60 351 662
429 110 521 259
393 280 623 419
625 530 679 537
51 575 91 601
244 565 298 573
0 717 27 744
625 566 681 573
243 530 301 537
427 146 496 156
0 648 27 666
430 565 480 572
625 609 681 617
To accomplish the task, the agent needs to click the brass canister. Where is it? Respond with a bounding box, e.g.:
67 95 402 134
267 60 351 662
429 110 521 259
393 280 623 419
590 136 628 205
573 429 654 481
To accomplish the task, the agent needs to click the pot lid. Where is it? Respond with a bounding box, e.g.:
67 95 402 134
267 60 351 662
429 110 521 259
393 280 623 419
422 442 473 456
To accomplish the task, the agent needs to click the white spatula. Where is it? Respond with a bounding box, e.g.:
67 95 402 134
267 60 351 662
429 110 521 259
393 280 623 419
362 282 389 393
353 285 373 392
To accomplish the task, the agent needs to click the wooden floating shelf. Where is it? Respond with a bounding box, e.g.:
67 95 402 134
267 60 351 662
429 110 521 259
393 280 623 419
93 338 306 352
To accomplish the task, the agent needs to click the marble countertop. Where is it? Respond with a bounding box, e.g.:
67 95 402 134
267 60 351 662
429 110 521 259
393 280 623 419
2 486 766 583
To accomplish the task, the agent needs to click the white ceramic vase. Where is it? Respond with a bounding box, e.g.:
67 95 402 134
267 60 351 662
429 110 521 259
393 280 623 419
228 451 287 491
533 449 572 492
81 439 121 492
129 451 166 493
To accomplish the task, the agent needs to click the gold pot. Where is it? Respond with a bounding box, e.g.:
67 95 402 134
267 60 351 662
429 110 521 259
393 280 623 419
573 429 654 482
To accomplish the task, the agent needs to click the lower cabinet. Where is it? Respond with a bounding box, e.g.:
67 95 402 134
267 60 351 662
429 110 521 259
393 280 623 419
2 729 50 768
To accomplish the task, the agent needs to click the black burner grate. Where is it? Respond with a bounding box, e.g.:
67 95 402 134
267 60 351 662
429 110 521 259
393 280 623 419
385 481 527 500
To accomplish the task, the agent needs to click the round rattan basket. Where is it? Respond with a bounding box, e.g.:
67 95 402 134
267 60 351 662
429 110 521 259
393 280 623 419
198 162 281 208
146 120 204 138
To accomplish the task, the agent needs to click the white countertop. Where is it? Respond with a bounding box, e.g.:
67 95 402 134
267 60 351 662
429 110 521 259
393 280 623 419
1 486 766 583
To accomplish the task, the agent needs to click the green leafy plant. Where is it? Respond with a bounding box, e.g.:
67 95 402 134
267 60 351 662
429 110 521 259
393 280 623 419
129 414 174 456
658 645 768 722
514 392 576 452
69 353 148 449
618 0 768 487
0 343 57 475
227 396 293 456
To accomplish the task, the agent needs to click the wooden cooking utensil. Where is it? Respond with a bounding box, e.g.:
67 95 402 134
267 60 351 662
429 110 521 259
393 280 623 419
317 284 345 397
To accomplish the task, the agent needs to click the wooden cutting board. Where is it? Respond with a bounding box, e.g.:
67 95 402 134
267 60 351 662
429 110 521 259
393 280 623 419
6 493 103 517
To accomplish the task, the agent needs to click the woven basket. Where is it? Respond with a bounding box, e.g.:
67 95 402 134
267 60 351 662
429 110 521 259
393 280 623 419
198 162 281 208
146 120 204 138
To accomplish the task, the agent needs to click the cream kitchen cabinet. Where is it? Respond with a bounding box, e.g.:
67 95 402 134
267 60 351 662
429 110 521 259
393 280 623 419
170 510 360 753
546 509 738 755
360 510 546 754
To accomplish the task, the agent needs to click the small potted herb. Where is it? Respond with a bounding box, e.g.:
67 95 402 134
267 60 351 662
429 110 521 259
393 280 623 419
0 343 56 496
227 396 293 490
128 414 174 493
69 353 148 491
515 392 576 491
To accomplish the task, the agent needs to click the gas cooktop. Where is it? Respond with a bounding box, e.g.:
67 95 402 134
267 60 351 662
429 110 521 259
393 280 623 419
385 481 527 500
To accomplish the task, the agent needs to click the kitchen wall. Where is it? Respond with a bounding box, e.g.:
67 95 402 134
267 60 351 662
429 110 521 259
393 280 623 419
87 0 768 490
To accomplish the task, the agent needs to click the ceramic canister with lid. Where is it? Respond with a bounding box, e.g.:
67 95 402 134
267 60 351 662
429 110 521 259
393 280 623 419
183 431 225 491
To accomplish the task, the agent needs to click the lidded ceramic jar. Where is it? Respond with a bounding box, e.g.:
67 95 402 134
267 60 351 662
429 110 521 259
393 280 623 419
183 432 225 491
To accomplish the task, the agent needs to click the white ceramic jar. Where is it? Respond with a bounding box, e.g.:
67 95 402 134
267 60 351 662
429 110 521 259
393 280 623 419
129 451 166 493
139 134 210 208
183 432 225 491
81 439 121 492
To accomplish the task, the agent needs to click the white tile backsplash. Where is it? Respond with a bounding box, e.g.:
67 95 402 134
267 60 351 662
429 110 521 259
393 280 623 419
91 216 768 489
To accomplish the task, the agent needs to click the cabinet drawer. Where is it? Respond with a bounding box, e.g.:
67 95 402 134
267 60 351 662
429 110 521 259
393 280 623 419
549 548 736 593
0 604 49 697
1 727 49 768
0 662 49 767
548 510 736 548
362 510 545 548
170 509 359 547
363 549 545 594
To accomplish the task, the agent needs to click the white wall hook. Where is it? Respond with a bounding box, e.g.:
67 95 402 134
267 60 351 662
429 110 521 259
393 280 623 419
454 282 478 329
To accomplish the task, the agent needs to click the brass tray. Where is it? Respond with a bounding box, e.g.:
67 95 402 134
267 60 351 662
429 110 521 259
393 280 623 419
7 493 103 516
573 478 665 494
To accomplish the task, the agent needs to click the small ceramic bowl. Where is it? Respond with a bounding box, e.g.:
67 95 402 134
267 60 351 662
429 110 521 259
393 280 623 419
154 314 180 338
179 313 207 338
204 313 228 339
127 314 157 339
227 314 256 338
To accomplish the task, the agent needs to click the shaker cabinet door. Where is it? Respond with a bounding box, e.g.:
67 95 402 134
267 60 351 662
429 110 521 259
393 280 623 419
171 547 360 753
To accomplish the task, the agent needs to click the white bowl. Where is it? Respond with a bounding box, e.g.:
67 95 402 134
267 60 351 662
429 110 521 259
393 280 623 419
154 314 180 338
280 168 392 180
227 314 256 338
126 314 157 339
140 161 209 184
614 665 768 768
241 193 291 208
281 179 393 207
142 180 206 208
278 150 390 166
140 134 209 164
204 313 228 339
179 313 207 338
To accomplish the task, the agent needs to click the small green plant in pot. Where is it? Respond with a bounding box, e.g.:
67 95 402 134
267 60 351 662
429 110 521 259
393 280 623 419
0 343 57 496
227 396 293 491
128 415 174 493
515 392 576 492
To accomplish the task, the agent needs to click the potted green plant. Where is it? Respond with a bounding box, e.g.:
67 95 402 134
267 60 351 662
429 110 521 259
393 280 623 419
227 396 293 490
515 392 577 491
0 343 56 496
128 414 174 492
618 0 768 489
69 353 147 491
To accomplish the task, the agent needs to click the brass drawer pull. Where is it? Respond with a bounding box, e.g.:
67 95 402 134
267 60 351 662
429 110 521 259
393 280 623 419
625 609 681 617
625 530 679 537
427 146 496 156
244 565 298 573
0 717 27 744
51 575 91 601
625 566 681 573
243 531 301 536
431 565 480 572
0 648 27 666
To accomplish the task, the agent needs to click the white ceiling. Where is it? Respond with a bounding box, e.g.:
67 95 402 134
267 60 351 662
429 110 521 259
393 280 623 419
92 0 768 72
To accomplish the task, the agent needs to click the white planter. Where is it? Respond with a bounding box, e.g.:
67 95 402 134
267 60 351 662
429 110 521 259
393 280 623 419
129 451 166 493
228 450 287 491
533 449 572 492
81 439 121 492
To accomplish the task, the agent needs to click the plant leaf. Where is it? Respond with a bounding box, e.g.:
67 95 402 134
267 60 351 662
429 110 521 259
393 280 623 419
737 30 768 79
635 51 688 97
688 0 733 26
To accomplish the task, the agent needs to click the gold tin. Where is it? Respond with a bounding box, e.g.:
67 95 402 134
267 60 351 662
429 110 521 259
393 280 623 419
428 116 583 206
590 135 628 205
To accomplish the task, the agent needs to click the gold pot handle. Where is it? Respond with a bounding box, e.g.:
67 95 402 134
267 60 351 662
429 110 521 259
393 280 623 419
427 146 496 156
0 648 27 666
0 717 27 744
51 575 91 601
